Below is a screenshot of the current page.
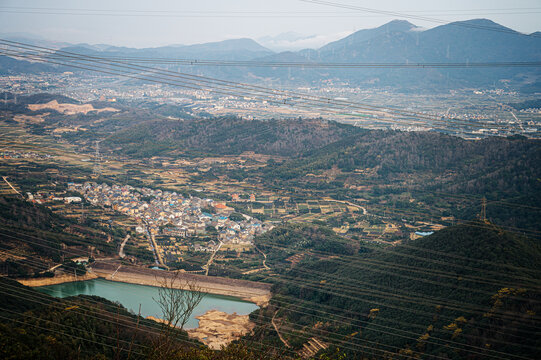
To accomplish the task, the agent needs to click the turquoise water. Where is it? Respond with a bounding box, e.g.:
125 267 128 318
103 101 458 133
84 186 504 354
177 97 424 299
36 278 259 329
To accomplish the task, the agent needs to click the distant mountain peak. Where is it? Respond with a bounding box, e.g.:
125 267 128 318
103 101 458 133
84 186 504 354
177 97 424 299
445 18 519 34
218 38 263 46
319 19 420 51
171 38 273 55
455 18 505 26
380 19 418 32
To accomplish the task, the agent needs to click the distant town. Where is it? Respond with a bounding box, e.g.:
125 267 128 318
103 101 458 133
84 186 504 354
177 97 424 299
2 72 539 138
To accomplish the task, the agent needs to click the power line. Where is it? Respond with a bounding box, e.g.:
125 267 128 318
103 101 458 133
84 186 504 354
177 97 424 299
0 311 148 357
0 39 522 136
1 265 427 358
254 267 541 342
0 306 149 356
1 274 532 359
1 6 541 18
0 49 483 134
2 204 536 356
3 222 536 330
1 190 536 348
0 286 405 358
0 47 506 136
0 10 536 18
0 254 526 356
1 42 536 358
2 197 540 285
3 5 541 12
38 53 541 69
299 0 541 38
4 246 536 356
0 38 517 129
2 254 533 359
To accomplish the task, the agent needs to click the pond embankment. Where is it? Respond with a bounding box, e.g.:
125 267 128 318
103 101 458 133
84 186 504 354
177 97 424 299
90 261 272 306
17 272 98 287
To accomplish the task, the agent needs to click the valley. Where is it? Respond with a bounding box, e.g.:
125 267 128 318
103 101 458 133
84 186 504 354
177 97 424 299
1 10 540 359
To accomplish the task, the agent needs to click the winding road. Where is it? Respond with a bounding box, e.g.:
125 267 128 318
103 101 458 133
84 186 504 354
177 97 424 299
2 176 22 197
204 240 223 276
272 310 290 348
254 245 270 270
118 234 130 258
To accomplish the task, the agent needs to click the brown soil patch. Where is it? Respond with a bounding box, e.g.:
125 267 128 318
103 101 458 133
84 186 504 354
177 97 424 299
188 310 255 350
17 272 98 287
13 113 49 123
28 100 119 115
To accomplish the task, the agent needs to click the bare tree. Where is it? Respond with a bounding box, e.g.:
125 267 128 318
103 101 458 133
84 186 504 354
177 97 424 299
150 272 204 360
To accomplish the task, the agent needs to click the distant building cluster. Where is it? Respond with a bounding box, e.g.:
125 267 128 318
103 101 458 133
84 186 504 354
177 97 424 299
1 150 53 160
68 182 270 246
26 191 81 205
3 72 539 138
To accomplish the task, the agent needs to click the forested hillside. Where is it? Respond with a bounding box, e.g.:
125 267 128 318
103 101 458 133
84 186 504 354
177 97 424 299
265 131 541 196
103 117 360 157
251 223 541 359
0 197 118 278
258 131 541 231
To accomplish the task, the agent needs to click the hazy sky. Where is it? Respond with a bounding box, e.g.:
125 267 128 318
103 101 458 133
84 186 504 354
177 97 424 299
1 0 540 50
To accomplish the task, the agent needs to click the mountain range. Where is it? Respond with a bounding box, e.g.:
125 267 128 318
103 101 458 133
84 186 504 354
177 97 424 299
2 19 540 91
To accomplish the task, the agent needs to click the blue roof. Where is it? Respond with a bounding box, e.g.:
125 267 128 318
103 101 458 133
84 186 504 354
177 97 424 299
415 231 434 237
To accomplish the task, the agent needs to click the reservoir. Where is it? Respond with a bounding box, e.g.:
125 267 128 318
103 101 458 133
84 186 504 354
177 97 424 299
36 278 259 329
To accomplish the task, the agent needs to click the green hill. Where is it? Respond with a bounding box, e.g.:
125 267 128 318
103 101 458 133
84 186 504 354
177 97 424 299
252 223 541 358
102 117 361 158
0 197 117 278
0 278 167 359
266 131 541 190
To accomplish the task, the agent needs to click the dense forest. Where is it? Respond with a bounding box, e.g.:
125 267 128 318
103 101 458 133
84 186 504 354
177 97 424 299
262 131 540 187
102 117 360 157
250 222 541 359
0 197 118 278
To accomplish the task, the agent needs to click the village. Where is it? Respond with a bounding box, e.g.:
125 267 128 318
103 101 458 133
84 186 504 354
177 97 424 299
66 182 271 265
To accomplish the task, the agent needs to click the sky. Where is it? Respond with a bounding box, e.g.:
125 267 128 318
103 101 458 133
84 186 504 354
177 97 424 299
1 0 540 50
